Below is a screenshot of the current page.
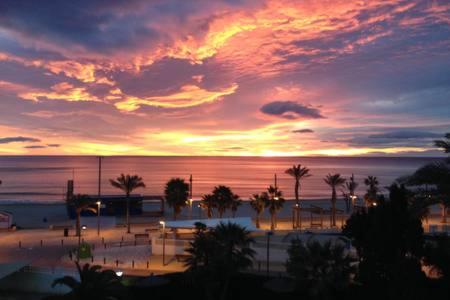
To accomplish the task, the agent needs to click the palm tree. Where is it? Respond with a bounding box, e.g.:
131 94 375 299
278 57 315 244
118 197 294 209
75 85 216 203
110 174 145 233
250 193 268 228
364 175 379 206
342 174 358 212
435 133 450 163
164 178 189 220
404 162 450 223
285 164 311 206
68 194 96 237
211 185 238 218
200 194 215 218
324 174 346 227
286 238 355 298
265 185 285 230
185 222 255 300
52 262 126 299
230 194 242 218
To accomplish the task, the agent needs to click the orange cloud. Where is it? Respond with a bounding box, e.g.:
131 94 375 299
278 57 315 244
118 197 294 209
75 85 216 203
19 82 100 102
114 83 238 111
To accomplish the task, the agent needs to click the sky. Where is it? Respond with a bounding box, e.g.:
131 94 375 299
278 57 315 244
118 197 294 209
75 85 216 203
0 0 449 156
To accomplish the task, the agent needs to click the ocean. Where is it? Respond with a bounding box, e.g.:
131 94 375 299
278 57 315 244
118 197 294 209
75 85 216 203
0 156 441 203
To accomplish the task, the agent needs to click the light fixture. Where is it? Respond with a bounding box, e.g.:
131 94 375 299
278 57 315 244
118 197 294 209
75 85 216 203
81 225 87 230
116 271 123 277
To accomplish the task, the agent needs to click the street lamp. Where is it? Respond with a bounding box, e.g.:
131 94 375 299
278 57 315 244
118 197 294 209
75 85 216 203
189 198 193 219
96 201 101 236
159 221 166 266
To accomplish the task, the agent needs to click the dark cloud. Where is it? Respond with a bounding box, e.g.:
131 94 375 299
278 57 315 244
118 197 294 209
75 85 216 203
24 145 46 149
0 136 40 144
260 101 324 119
0 1 156 52
369 131 442 139
292 129 314 133
47 144 61 147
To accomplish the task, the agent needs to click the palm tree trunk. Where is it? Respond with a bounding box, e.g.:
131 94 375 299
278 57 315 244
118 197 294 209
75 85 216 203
256 213 260 228
295 180 299 206
331 188 336 227
271 212 275 230
174 207 177 220
126 193 131 233
207 207 212 218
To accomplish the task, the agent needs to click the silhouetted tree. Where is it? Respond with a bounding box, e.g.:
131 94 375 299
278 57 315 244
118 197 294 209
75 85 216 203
265 185 285 230
164 178 189 220
201 194 214 218
435 133 450 163
286 238 355 299
342 174 358 212
211 185 239 218
285 164 311 207
343 183 426 298
404 162 450 223
185 222 255 300
52 262 126 299
324 174 346 226
110 174 145 233
68 194 96 237
250 193 267 228
230 195 242 218
364 176 379 206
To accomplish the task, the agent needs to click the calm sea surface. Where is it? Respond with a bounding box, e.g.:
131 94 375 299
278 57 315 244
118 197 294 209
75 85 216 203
0 156 441 203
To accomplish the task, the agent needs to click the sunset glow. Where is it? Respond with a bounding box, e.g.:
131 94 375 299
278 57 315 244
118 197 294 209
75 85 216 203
0 0 449 156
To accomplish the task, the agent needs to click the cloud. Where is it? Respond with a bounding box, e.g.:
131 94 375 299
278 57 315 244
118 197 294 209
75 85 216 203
47 144 60 147
24 145 47 149
368 131 442 139
260 101 324 119
19 82 101 102
292 129 314 133
114 83 238 111
0 136 40 144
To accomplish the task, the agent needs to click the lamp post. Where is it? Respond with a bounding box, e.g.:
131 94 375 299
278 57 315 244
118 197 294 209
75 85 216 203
159 221 166 266
266 231 273 276
97 156 102 236
189 198 193 219
96 201 101 236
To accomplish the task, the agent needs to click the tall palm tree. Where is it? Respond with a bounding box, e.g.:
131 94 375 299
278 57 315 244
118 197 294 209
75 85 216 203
285 164 311 206
324 174 346 227
435 133 450 163
250 193 268 228
211 185 237 218
200 194 215 218
364 175 379 206
109 174 145 233
343 174 358 212
68 194 96 237
265 185 285 230
164 177 189 220
230 194 242 218
52 262 126 299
